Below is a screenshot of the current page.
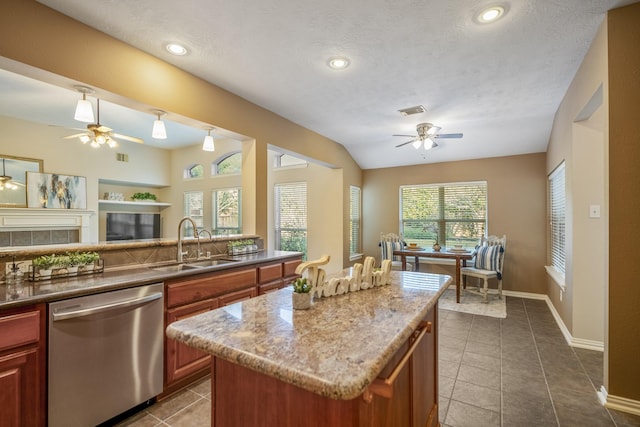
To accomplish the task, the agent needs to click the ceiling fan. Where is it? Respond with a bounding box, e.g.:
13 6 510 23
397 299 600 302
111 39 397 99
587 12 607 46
394 123 463 150
64 99 144 148
0 158 24 190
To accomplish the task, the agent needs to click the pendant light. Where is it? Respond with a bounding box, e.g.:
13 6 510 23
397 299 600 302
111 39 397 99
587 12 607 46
152 110 167 139
73 85 95 123
202 128 215 152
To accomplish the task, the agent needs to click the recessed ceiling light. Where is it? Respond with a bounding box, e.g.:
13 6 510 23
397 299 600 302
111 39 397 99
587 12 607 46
327 56 350 70
476 6 505 23
166 43 188 56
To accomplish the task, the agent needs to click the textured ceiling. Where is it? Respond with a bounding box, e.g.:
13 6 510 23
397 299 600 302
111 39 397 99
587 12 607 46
13 0 636 168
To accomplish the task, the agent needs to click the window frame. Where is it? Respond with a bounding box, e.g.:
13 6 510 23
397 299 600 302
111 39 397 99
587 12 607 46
546 161 566 289
349 185 362 260
399 181 488 248
183 191 204 235
274 181 307 259
211 187 242 235
212 151 242 176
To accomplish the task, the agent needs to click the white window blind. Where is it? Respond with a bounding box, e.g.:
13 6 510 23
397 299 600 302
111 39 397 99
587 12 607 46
274 182 307 258
549 162 566 274
400 182 487 247
212 187 241 235
349 186 361 255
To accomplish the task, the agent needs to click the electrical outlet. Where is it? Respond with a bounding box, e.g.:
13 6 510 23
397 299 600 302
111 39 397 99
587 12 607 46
5 260 32 275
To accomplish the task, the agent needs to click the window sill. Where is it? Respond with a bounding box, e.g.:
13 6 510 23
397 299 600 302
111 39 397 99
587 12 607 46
545 265 566 292
349 253 363 262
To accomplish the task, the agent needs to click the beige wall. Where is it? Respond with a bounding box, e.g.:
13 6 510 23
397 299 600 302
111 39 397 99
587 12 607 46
0 0 362 268
546 18 609 345
607 2 640 403
363 153 547 294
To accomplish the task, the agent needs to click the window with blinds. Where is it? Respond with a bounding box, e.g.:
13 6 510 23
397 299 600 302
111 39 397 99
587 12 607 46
349 185 361 256
212 187 241 235
400 182 487 247
274 182 307 258
549 162 566 274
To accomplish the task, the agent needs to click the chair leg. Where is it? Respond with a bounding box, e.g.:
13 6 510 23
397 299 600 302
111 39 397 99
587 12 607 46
482 278 489 303
498 278 503 300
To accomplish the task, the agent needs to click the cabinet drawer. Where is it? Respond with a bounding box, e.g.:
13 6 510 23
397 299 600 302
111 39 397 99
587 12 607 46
0 310 40 351
167 268 257 308
219 287 257 306
283 259 302 277
258 263 282 284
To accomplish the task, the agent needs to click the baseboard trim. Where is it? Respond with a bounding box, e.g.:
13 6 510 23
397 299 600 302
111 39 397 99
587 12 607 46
501 290 604 352
601 386 640 416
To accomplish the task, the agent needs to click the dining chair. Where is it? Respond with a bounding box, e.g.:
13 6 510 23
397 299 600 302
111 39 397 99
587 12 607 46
461 235 506 303
379 232 412 271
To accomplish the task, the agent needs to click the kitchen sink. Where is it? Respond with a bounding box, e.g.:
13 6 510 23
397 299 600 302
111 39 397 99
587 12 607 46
185 259 238 267
149 264 202 273
149 258 238 273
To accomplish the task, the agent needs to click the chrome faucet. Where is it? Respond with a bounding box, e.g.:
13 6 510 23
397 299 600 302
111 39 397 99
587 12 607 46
197 229 213 259
177 217 199 263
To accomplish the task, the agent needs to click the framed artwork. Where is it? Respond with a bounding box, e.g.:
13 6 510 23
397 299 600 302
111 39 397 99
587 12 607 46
26 172 87 209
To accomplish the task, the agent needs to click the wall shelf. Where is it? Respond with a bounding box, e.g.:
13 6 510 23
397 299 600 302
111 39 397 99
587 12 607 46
98 200 171 207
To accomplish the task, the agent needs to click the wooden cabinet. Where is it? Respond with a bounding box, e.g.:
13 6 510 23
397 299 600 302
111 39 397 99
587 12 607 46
210 303 438 427
164 255 303 397
164 267 257 395
0 304 46 427
165 298 219 385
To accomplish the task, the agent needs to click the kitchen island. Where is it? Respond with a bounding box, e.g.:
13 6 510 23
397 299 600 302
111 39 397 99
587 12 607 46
166 269 450 427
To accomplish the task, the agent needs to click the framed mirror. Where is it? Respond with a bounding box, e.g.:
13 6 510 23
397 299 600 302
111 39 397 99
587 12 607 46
0 155 44 207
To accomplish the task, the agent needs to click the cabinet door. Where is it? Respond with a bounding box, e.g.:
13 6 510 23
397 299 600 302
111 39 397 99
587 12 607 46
219 287 257 306
0 305 44 427
166 298 219 385
0 347 41 427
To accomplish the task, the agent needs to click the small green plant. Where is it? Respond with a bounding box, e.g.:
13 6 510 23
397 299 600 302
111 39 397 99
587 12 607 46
32 254 56 270
131 192 157 201
79 251 99 265
292 277 311 293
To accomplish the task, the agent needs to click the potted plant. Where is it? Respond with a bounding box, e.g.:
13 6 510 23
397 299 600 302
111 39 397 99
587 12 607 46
32 254 56 279
291 277 312 310
65 252 81 275
79 251 100 271
432 239 441 252
131 192 157 202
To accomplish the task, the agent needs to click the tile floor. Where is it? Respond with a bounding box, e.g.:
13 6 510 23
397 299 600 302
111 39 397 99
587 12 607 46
118 296 640 427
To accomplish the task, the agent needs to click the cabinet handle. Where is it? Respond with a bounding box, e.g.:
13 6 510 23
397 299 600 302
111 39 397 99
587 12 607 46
363 320 432 402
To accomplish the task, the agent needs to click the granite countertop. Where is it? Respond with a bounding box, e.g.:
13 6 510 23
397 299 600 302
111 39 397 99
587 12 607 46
0 250 301 310
166 269 451 400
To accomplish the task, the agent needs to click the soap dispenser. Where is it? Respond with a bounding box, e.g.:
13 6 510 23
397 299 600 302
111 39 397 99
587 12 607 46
6 258 24 286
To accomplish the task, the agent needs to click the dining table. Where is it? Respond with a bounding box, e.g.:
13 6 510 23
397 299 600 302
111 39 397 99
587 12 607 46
393 246 474 303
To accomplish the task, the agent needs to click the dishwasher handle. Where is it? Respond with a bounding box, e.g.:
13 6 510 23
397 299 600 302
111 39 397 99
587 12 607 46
52 292 163 321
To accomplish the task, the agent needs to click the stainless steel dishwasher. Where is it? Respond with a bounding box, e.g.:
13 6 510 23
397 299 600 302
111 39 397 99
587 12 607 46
48 283 164 427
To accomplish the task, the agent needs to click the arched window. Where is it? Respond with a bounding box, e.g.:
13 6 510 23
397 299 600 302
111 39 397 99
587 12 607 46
212 152 242 175
184 163 204 179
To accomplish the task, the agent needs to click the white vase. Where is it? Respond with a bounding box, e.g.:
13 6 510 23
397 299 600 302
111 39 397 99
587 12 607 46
38 269 52 280
292 292 311 310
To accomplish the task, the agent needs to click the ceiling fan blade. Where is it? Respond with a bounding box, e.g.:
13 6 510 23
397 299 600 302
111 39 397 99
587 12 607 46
112 133 144 144
434 133 463 139
96 125 112 133
392 134 417 138
395 138 418 148
63 133 88 139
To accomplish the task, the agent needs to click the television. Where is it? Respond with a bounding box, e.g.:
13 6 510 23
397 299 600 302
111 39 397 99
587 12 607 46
106 213 161 241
